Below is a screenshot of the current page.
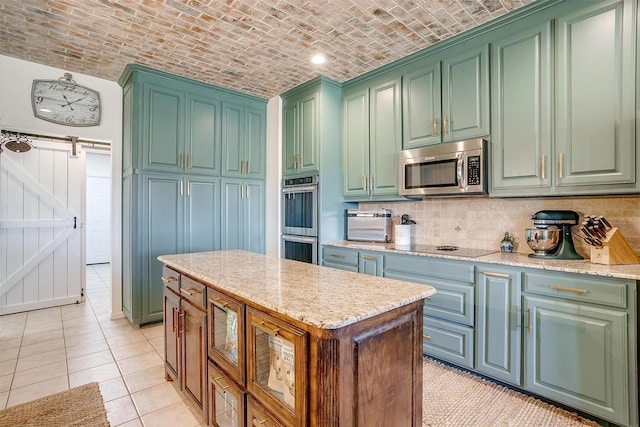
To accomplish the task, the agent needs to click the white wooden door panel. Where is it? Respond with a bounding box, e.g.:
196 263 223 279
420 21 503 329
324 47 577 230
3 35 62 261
86 176 110 264
0 139 85 315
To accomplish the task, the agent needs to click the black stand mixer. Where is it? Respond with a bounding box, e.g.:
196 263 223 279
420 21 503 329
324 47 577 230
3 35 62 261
526 210 584 260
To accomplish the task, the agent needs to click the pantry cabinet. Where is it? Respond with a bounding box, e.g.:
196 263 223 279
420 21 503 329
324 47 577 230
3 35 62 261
490 0 638 196
342 74 402 200
475 266 521 386
402 43 490 149
120 64 266 326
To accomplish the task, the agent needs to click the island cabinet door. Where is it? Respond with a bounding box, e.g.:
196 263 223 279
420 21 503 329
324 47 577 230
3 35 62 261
207 287 246 385
246 307 307 427
163 286 180 382
208 361 245 427
181 298 208 422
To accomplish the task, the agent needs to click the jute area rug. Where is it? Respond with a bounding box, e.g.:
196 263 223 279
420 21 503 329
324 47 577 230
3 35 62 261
423 358 600 427
0 382 109 427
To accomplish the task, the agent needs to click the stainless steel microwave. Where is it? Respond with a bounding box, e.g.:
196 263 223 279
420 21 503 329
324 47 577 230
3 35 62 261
399 138 488 197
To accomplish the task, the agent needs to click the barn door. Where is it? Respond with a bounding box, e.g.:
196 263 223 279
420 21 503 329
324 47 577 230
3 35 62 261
0 138 85 315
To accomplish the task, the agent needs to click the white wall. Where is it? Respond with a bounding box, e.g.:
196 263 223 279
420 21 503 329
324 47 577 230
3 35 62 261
0 54 124 319
265 96 282 258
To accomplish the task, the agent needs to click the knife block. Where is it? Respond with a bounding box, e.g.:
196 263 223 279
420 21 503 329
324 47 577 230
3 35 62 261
589 227 640 265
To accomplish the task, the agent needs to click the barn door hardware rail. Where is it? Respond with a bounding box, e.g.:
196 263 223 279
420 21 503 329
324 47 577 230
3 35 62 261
0 129 110 155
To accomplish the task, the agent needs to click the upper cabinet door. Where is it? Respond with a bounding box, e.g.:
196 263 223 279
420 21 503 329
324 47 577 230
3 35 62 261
143 83 185 173
402 60 442 149
185 94 221 175
342 86 370 197
298 93 319 174
555 0 636 187
369 77 402 196
491 22 553 192
442 44 490 143
245 107 266 179
282 101 299 176
221 103 246 178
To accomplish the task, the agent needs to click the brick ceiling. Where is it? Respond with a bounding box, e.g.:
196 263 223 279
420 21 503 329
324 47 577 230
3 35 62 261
0 0 535 99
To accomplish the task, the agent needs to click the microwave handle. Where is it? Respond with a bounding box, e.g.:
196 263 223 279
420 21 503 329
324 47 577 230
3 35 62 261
282 185 317 193
457 157 464 185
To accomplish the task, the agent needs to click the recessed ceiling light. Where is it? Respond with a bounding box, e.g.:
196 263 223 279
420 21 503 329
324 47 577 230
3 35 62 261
311 54 326 65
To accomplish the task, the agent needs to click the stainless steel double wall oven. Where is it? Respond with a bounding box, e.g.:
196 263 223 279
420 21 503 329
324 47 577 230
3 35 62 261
281 175 318 264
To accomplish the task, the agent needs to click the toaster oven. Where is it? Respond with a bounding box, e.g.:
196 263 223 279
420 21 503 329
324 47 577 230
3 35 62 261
346 209 392 243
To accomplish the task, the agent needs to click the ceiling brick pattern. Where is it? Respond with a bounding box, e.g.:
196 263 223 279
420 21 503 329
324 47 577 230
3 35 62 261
0 0 535 99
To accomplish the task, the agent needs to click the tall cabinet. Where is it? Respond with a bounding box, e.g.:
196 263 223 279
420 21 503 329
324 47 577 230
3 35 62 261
119 64 267 326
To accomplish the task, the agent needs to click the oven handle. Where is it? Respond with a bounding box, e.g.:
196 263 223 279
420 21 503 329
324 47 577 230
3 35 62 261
282 185 317 193
282 235 317 243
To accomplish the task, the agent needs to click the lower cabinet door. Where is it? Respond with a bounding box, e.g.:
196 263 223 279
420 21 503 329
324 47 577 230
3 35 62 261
423 316 474 369
208 362 245 427
247 395 282 427
523 295 629 426
181 299 208 421
163 287 180 381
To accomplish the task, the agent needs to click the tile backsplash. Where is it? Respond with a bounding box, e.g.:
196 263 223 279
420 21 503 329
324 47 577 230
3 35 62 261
362 195 640 256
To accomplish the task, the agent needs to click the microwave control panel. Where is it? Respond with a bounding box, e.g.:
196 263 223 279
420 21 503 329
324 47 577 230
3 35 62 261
467 155 481 185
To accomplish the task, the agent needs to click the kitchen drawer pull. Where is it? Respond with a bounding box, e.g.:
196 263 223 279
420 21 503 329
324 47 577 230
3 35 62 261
258 320 280 337
423 335 431 340
212 376 230 390
180 287 202 297
162 276 178 283
550 285 588 294
361 255 377 260
252 418 267 426
209 298 229 309
482 271 510 278
329 254 345 259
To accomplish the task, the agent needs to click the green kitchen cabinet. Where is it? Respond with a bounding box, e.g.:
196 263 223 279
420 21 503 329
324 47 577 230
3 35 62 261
402 43 490 149
119 64 266 326
522 270 636 426
221 178 265 253
122 172 221 325
342 75 402 200
475 266 521 386
282 86 319 176
491 0 637 196
358 251 384 276
321 246 360 272
221 102 266 179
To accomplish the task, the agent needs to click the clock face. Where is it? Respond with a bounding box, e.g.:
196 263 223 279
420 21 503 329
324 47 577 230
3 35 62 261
31 80 102 127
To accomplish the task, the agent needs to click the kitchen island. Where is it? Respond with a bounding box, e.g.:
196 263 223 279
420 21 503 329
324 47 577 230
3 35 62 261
158 250 435 426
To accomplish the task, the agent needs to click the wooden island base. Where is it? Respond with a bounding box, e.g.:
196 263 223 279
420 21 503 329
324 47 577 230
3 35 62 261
159 250 433 427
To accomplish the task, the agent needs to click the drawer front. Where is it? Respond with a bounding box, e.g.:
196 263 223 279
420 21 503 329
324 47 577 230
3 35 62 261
385 271 474 326
180 275 207 310
322 246 359 267
523 270 629 308
385 253 475 284
208 361 246 427
423 316 474 369
161 266 180 293
247 395 284 427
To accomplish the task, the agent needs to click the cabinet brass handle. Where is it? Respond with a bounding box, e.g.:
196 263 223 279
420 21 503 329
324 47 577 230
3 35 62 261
186 180 190 197
246 160 250 173
329 254 345 258
443 116 447 135
541 155 545 180
423 335 431 340
252 418 267 426
179 312 185 334
433 118 437 136
527 308 531 334
258 320 280 337
245 185 249 198
558 153 563 178
362 175 367 191
186 153 191 169
180 287 201 297
241 160 245 174
550 285 588 294
369 175 373 193
162 276 178 283
172 307 178 333
179 152 184 169
209 298 229 309
240 185 244 198
179 180 183 196
212 376 230 390
424 296 431 300
482 272 510 278
361 255 376 260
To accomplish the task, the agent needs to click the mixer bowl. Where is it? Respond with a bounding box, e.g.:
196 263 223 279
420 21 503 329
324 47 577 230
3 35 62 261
526 227 560 255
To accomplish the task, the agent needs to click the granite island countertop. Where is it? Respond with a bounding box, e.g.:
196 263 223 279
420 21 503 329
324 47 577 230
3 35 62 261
323 241 640 281
158 250 435 330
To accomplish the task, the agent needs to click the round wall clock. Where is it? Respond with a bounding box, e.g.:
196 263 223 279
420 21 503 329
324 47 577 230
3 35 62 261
31 73 102 127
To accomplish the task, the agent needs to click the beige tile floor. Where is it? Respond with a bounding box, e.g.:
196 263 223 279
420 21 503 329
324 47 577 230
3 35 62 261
0 264 205 427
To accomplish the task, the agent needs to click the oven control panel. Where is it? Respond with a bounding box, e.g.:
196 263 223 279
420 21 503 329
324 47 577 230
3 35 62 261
283 175 317 187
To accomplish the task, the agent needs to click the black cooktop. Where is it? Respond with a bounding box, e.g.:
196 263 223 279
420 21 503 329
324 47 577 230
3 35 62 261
393 244 497 258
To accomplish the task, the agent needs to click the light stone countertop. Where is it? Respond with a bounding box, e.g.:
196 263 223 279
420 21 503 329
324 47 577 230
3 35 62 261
158 250 435 330
323 241 640 281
